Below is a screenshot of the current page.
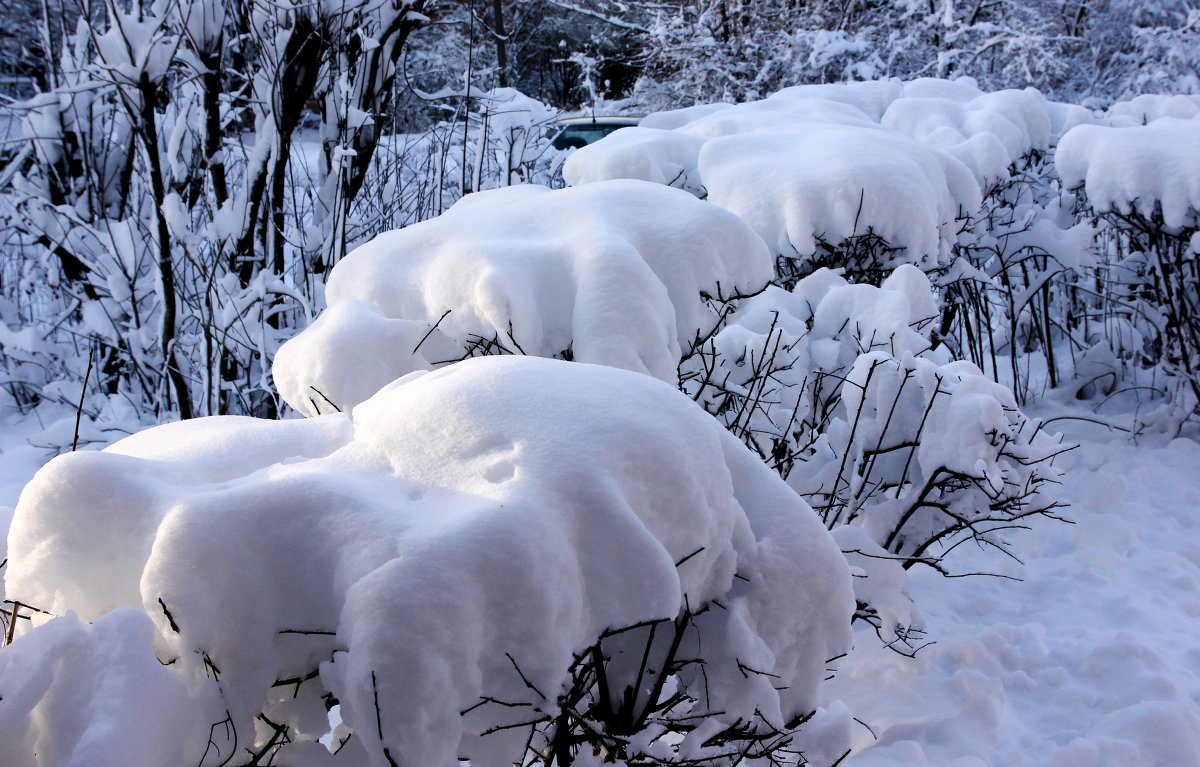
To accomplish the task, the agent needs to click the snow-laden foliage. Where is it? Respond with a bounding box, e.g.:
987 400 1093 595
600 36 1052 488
618 0 1198 109
681 267 1068 645
567 77 1200 425
1056 118 1200 229
4 355 854 767
1055 115 1200 422
0 1 578 443
564 82 981 286
273 180 771 415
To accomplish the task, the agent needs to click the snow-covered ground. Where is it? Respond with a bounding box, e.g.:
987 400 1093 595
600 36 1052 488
2 404 1197 765
832 417 1200 766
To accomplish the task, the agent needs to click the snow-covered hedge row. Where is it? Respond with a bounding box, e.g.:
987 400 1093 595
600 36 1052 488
567 77 1200 424
561 79 1096 286
3 356 854 766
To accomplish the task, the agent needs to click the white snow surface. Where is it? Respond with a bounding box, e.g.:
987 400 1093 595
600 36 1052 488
273 180 771 416
3 356 853 767
881 88 1056 185
832 422 1200 767
1056 118 1200 228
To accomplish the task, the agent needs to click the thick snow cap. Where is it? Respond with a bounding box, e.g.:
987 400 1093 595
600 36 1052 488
564 81 982 273
273 180 772 416
1056 117 1200 228
6 356 853 767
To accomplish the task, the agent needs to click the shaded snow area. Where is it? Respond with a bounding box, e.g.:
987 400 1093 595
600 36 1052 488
831 423 1200 767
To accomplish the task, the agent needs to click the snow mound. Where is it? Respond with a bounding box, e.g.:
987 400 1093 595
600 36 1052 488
558 127 711 194
273 180 771 416
898 76 984 102
5 356 853 767
564 84 886 196
766 80 904 123
639 102 734 130
1056 118 1200 228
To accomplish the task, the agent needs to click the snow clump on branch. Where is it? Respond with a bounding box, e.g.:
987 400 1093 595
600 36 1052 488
683 266 1068 645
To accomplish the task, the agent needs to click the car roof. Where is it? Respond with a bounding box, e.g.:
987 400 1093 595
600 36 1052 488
553 116 642 127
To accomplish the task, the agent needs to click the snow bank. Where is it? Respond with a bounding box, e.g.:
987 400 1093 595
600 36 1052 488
1056 118 1200 228
5 356 853 767
273 180 772 415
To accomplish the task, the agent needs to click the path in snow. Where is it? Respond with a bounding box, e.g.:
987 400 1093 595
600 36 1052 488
832 421 1200 766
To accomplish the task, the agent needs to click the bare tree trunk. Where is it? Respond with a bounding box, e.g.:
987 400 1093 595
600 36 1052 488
493 0 509 88
138 76 194 420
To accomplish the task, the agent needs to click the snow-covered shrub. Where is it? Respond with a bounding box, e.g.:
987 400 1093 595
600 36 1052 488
564 82 982 288
936 155 1095 400
1056 118 1200 422
868 79 1101 402
682 267 1068 643
4 355 854 767
273 180 772 415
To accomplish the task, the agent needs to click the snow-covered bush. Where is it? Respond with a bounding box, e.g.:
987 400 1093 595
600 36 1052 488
564 83 982 288
0 0 587 443
888 82 1098 401
273 180 772 414
360 86 566 229
1056 117 1200 423
3 355 854 767
682 267 1068 643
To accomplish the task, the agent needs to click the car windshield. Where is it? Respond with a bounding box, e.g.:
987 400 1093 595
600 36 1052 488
552 122 634 150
